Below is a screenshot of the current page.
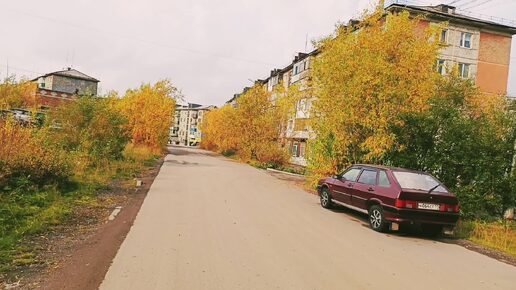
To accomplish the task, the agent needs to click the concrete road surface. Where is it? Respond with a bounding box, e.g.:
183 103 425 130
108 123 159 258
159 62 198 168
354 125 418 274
100 147 516 290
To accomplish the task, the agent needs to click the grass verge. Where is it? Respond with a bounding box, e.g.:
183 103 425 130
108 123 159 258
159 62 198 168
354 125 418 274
0 146 160 274
454 220 516 257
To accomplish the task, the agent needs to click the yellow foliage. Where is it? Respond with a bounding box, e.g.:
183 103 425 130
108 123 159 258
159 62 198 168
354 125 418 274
201 85 298 165
119 80 176 152
0 119 69 185
200 105 239 152
307 10 442 183
0 78 38 110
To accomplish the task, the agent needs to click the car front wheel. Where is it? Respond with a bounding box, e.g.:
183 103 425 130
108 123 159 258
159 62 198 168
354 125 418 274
320 188 333 209
368 205 387 232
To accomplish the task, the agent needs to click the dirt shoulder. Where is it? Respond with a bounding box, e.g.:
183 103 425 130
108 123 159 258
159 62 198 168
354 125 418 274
0 158 163 290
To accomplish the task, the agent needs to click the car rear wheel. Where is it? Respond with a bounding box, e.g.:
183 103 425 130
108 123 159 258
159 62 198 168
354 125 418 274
421 224 443 237
320 188 333 209
368 205 387 232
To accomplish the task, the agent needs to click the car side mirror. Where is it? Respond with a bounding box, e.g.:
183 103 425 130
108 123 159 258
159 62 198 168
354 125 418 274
333 174 341 180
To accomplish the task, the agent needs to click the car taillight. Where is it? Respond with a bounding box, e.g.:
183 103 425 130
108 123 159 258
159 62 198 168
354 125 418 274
450 204 460 213
395 199 417 209
441 204 460 212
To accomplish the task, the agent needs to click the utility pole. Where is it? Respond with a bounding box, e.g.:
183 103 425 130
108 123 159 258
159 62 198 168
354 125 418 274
512 139 516 175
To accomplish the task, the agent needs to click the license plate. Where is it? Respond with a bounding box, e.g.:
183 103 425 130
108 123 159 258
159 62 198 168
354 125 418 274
418 203 440 211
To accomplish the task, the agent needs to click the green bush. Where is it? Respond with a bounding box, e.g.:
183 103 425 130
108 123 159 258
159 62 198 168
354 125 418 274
385 76 516 219
47 96 129 165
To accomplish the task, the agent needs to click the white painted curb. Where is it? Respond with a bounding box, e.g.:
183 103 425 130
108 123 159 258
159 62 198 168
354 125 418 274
266 168 305 178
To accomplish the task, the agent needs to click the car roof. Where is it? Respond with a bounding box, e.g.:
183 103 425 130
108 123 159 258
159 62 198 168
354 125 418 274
353 164 427 174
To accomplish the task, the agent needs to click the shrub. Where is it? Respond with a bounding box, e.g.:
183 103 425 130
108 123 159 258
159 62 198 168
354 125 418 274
0 77 38 110
386 76 516 219
47 96 129 167
0 120 70 188
119 80 177 151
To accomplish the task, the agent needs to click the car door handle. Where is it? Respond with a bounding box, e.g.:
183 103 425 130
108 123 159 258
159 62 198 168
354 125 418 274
347 183 353 188
367 187 375 192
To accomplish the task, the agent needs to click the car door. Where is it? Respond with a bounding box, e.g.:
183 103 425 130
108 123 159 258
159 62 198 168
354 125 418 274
331 167 361 205
352 168 378 209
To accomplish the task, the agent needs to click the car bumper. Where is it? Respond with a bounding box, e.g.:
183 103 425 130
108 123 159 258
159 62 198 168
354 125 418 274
316 185 322 195
383 206 459 226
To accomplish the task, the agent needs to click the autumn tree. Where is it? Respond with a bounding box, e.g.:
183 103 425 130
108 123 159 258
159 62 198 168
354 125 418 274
0 77 38 110
119 80 177 152
307 10 442 184
201 84 299 166
200 105 239 152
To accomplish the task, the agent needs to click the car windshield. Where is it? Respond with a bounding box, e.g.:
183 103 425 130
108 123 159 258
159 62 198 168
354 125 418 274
392 171 448 193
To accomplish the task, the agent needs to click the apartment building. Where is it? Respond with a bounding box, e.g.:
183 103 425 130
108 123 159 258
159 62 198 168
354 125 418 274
230 2 516 167
386 2 516 95
263 52 319 166
170 103 215 146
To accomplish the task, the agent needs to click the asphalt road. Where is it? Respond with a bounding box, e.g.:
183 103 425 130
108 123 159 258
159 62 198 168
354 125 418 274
100 147 516 290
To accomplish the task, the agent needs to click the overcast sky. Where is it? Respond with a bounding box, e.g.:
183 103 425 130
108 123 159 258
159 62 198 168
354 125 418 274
1 0 515 106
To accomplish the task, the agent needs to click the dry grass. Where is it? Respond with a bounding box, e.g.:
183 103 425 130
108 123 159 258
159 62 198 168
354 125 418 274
456 220 516 257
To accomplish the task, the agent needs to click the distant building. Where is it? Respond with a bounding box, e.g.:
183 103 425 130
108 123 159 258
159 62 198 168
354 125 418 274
386 2 516 95
32 68 100 107
170 103 215 146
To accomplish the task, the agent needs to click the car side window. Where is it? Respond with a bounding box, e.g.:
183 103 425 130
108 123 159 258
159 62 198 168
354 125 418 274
378 171 391 187
341 168 361 182
357 169 377 185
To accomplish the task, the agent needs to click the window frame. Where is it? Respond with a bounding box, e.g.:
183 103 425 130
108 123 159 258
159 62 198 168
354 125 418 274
291 142 299 157
340 167 362 182
437 59 446 75
440 29 448 44
356 169 378 186
378 170 391 188
460 32 472 49
458 63 470 78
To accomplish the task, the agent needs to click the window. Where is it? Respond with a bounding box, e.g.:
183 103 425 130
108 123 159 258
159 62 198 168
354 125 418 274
293 59 309 75
392 171 448 193
268 75 279 91
304 99 310 111
291 142 299 157
458 63 470 78
358 169 378 185
341 168 361 182
460 32 472 48
299 142 306 157
440 29 448 43
437 59 446 75
378 171 391 187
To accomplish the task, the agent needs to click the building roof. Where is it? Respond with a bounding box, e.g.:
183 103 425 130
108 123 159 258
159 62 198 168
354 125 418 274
176 103 216 111
33 68 100 82
386 3 516 34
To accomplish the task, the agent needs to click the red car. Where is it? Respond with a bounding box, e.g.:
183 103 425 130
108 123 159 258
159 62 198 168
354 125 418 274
317 164 459 236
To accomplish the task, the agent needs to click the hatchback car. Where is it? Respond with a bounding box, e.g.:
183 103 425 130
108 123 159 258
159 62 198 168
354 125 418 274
317 164 459 235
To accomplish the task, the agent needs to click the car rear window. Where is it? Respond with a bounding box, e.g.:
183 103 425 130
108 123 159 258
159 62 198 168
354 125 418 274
392 171 448 193
378 171 391 187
